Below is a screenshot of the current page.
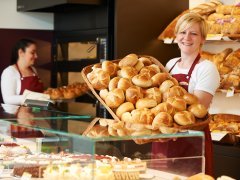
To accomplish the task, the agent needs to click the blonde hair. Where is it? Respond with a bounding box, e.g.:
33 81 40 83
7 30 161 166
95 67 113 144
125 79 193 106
175 12 208 39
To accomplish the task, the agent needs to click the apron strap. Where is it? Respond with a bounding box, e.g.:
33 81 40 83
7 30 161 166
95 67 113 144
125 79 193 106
168 58 181 73
15 63 35 78
15 63 23 78
169 54 201 79
187 54 201 77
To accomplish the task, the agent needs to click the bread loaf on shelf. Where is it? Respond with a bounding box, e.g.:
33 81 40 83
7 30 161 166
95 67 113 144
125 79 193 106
158 1 240 41
201 48 240 91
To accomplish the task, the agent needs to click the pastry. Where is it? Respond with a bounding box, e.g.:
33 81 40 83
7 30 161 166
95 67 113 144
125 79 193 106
152 112 173 130
151 102 175 116
166 96 186 111
135 98 157 109
188 103 208 118
132 73 152 88
116 102 135 119
125 86 143 105
102 60 118 77
119 54 139 68
105 88 125 108
144 87 162 104
151 72 169 87
174 111 196 126
87 68 110 90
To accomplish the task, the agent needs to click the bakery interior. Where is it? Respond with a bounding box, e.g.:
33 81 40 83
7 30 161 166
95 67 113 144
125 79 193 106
0 0 240 179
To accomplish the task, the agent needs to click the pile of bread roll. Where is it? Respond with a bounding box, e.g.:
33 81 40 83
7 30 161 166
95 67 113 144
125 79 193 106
209 114 240 134
159 1 240 40
201 48 240 91
43 82 89 100
85 54 208 138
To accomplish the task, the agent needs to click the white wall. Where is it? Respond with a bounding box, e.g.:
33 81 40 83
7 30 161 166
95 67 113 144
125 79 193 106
0 0 53 30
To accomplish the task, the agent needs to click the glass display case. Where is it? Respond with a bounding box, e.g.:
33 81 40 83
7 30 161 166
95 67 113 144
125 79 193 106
0 105 205 179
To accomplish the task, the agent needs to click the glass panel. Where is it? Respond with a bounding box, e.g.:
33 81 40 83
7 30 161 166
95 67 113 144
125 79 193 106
0 104 204 179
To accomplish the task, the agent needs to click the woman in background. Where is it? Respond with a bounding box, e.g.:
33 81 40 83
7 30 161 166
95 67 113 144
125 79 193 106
153 12 220 176
1 38 44 105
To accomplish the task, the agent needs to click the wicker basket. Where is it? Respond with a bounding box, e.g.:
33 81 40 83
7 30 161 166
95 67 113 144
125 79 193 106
81 55 167 121
81 55 210 132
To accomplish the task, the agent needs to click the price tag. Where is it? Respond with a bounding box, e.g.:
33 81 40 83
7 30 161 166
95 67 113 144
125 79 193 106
206 34 223 40
211 132 227 141
226 87 234 97
163 38 173 44
21 172 32 180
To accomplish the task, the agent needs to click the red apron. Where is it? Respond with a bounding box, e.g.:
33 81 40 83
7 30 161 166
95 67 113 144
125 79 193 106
11 64 44 138
152 54 213 176
16 63 44 95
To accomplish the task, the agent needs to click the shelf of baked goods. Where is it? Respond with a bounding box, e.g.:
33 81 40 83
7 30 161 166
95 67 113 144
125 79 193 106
200 48 240 94
43 82 90 101
159 1 240 44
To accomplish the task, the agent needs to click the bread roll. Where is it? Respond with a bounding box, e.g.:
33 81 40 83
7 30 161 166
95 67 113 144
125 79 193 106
118 66 138 79
174 111 196 126
50 89 63 100
132 74 152 88
224 48 240 69
117 78 132 91
87 68 110 90
125 86 143 104
183 93 198 105
159 126 178 134
119 53 139 68
151 72 169 87
136 98 157 109
152 112 173 130
163 85 187 101
92 63 101 69
105 88 125 108
86 125 109 138
131 129 152 136
140 64 160 77
101 60 118 76
144 87 162 104
117 128 128 136
191 0 222 16
216 5 233 15
166 97 186 111
159 80 175 93
99 89 109 100
121 112 134 123
188 103 208 118
116 102 135 119
187 173 214 180
134 60 144 72
108 126 118 136
63 89 76 99
207 13 225 21
138 57 152 66
108 77 120 91
125 122 146 132
218 63 232 75
151 102 175 116
131 108 154 125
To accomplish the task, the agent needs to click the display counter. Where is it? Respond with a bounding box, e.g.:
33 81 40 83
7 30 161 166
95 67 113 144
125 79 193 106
0 105 205 179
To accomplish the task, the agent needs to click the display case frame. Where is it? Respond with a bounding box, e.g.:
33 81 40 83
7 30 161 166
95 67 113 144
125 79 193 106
0 105 205 179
